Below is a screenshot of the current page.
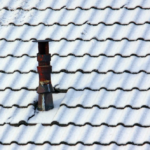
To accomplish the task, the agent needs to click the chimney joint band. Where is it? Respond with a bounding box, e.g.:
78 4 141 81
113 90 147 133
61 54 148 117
37 53 51 62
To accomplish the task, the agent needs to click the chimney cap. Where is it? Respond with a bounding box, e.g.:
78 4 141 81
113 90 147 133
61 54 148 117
32 40 50 43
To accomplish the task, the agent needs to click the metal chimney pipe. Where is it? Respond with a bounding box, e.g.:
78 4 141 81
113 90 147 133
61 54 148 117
33 40 54 111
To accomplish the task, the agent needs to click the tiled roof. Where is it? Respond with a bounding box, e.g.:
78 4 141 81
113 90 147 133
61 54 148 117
0 0 150 149
1 8 150 26
2 55 150 73
0 40 150 57
1 24 150 41
1 0 150 10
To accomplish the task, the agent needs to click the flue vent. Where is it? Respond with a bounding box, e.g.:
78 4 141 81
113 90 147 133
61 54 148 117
33 40 53 111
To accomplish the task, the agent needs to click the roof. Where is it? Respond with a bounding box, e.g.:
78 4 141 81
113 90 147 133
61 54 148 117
0 0 150 149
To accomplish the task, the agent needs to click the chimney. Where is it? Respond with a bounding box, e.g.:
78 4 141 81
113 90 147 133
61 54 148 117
33 40 54 111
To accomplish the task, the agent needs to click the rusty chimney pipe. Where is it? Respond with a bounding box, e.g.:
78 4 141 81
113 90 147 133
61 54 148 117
33 40 53 111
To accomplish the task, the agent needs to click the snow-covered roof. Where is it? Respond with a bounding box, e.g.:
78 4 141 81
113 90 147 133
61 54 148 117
0 0 150 149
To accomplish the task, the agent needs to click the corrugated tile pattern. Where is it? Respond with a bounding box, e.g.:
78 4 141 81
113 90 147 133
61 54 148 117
1 24 150 41
2 89 150 126
1 8 150 26
1 0 150 10
0 90 65 108
1 40 150 57
1 0 150 149
0 106 34 124
1 124 150 145
1 144 149 150
2 55 150 73
62 89 150 108
0 90 37 107
1 72 150 91
28 90 150 126
1 89 150 127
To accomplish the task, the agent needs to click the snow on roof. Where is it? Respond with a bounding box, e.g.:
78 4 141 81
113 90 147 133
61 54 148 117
0 0 150 149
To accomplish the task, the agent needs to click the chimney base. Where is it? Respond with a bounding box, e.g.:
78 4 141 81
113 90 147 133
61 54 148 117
38 93 54 111
37 81 54 111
